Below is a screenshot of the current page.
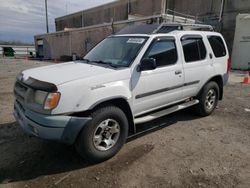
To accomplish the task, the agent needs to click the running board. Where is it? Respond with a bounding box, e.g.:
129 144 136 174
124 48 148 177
134 100 199 124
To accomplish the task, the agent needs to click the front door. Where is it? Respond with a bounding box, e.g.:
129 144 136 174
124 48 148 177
132 37 184 116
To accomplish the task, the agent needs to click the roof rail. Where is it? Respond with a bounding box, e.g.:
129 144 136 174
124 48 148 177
153 23 214 34
180 23 214 31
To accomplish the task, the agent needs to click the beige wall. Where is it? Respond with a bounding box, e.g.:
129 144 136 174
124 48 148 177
36 0 250 59
55 0 163 31
55 1 128 31
172 0 250 52
35 26 113 59
35 16 161 59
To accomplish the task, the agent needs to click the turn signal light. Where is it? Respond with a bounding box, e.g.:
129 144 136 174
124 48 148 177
44 92 60 110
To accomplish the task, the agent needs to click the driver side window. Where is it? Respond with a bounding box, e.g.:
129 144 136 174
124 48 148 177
144 38 178 67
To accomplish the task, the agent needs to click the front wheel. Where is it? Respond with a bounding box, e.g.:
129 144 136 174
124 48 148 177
194 81 219 117
75 105 128 163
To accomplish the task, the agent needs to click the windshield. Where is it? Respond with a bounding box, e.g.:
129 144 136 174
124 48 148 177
83 36 148 67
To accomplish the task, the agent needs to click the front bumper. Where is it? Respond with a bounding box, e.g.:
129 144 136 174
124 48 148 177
14 101 91 144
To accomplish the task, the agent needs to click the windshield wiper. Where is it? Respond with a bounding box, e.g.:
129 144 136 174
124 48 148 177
82 58 90 63
82 59 125 68
90 60 121 68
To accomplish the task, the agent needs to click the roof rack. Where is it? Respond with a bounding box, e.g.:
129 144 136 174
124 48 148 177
116 23 214 35
180 23 214 31
153 23 214 33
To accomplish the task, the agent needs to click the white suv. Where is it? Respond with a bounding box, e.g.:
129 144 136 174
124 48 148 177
14 24 230 162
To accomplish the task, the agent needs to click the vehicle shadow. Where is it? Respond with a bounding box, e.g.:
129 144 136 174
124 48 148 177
0 109 201 183
127 109 201 142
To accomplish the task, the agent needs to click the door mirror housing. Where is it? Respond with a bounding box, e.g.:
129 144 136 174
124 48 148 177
137 58 157 72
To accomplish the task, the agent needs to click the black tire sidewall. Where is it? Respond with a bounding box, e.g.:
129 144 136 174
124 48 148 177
200 81 219 115
75 105 128 162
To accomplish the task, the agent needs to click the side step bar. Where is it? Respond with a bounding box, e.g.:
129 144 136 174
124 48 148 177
134 100 199 124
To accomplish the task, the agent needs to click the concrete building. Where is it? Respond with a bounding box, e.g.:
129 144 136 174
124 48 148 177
168 0 250 56
36 14 193 60
35 0 250 64
35 0 171 60
55 0 163 31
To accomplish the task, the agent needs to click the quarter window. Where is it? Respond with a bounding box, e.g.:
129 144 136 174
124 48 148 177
208 36 227 58
181 37 207 63
144 38 178 67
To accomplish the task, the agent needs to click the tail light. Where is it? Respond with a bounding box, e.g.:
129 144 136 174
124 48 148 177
227 58 231 74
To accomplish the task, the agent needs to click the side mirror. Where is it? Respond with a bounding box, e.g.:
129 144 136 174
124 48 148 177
137 58 157 72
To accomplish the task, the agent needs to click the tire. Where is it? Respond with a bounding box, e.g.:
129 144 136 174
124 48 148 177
75 105 128 163
193 81 219 117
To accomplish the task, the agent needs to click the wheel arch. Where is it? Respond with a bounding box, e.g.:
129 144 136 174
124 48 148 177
199 75 224 100
73 97 136 136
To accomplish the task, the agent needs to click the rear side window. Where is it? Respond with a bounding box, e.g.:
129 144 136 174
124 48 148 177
144 38 177 67
207 36 227 58
181 37 206 63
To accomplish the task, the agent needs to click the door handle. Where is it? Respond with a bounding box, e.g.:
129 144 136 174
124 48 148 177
175 70 182 75
209 53 213 59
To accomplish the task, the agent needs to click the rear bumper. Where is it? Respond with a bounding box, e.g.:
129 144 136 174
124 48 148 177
14 101 91 144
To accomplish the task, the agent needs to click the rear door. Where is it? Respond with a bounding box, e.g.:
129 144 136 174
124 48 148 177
207 35 229 84
181 34 215 98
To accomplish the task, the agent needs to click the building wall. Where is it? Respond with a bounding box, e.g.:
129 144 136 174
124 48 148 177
172 0 250 52
55 1 129 31
129 0 162 16
35 16 161 59
54 0 250 52
37 0 250 60
55 0 163 31
36 25 115 59
42 32 70 59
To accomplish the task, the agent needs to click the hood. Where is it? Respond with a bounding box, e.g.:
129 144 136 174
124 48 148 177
22 61 119 85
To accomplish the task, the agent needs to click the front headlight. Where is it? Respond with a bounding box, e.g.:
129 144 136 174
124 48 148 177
34 90 48 105
44 92 60 110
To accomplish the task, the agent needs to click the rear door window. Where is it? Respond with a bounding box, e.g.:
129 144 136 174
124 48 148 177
207 36 227 58
181 36 207 63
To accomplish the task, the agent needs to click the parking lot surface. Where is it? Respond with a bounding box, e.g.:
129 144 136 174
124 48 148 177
0 58 250 188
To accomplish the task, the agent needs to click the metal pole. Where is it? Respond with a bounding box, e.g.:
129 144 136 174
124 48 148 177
81 11 84 27
210 0 214 13
219 0 225 23
45 0 49 33
161 0 167 14
128 0 130 15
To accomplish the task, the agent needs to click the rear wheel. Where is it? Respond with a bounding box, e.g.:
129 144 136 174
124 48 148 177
194 81 219 116
75 105 128 163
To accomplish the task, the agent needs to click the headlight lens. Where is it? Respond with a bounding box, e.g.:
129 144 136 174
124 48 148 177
44 92 60 110
34 90 47 105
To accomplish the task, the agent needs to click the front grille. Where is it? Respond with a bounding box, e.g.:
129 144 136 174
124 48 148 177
15 81 28 93
14 80 29 108
16 100 25 113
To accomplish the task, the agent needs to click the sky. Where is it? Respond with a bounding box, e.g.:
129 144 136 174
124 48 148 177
0 0 116 43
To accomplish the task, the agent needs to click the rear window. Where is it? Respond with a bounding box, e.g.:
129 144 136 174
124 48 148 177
181 37 206 63
207 36 227 58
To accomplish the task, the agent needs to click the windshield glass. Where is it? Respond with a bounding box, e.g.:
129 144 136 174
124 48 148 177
83 36 148 67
